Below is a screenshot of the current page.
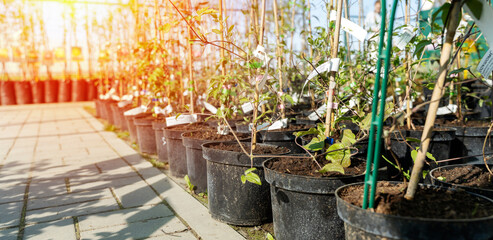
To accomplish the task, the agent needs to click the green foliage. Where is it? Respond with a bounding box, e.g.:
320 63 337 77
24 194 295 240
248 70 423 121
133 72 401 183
184 175 196 193
241 168 262 185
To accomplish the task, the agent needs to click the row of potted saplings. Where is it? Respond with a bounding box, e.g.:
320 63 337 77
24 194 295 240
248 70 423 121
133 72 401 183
0 79 98 105
96 98 493 240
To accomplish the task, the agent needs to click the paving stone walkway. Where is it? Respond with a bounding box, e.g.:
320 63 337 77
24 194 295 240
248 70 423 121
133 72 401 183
0 102 245 240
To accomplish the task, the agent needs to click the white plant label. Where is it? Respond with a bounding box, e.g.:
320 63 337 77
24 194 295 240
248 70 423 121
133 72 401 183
161 137 167 145
267 118 288 130
249 122 270 132
166 114 197 127
477 49 493 78
164 105 173 115
394 28 414 50
203 102 218 114
216 125 230 135
329 10 367 42
308 104 327 121
241 100 267 114
253 45 271 67
464 3 493 48
303 58 341 91
436 104 458 115
124 105 147 116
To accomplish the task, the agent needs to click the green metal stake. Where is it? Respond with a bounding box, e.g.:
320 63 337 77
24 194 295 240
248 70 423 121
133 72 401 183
362 0 399 209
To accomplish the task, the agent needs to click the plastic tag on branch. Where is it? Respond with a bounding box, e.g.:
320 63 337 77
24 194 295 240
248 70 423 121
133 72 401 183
166 114 197 127
308 104 327 121
217 124 230 135
153 106 167 115
477 49 493 78
241 100 267 114
203 102 218 114
253 45 271 67
394 27 414 50
483 79 493 87
329 10 367 42
118 100 132 108
164 105 173 115
254 74 272 91
162 137 167 145
267 118 288 131
436 104 458 115
249 122 270 132
464 3 493 48
124 105 147 116
302 58 340 92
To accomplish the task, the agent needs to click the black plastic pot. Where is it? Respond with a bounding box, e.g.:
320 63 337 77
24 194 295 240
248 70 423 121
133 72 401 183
14 81 33 104
182 131 250 193
454 126 493 164
387 128 455 180
31 81 45 104
430 164 493 199
259 126 311 154
124 114 138 143
103 100 116 125
95 100 101 118
163 126 191 178
118 105 132 131
1 81 16 105
71 80 87 102
235 122 250 133
202 142 289 226
110 103 122 128
295 115 319 125
134 117 157 154
336 182 493 240
58 80 72 102
263 158 365 240
152 120 167 162
44 80 58 103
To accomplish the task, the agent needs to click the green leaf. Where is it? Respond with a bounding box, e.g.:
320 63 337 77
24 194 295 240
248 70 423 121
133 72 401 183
341 129 356 147
411 149 418 162
242 168 262 185
293 127 319 137
319 162 345 174
437 176 446 181
304 135 325 151
326 143 351 167
414 39 432 59
426 152 436 162
422 170 429 179
212 29 222 34
266 233 275 240
405 137 421 143
465 0 483 20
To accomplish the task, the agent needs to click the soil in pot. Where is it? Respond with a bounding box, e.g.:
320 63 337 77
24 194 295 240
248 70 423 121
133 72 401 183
1 81 16 105
14 81 33 104
134 116 158 154
385 126 455 180
337 181 493 240
260 124 312 154
182 130 250 193
431 164 493 198
264 156 366 240
203 142 289 226
31 80 45 104
44 80 58 103
152 119 167 162
164 123 214 178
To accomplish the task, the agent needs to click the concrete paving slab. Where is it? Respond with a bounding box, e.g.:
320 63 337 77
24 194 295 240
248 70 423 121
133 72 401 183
0 227 18 240
78 204 174 231
23 218 77 240
112 182 163 208
0 182 27 204
80 216 193 240
26 196 119 224
27 188 114 210
0 201 23 228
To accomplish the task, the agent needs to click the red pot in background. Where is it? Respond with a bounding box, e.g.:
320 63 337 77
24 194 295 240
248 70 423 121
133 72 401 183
87 79 98 100
1 81 16 105
58 80 72 102
44 80 59 103
72 79 87 102
14 81 33 104
31 80 45 104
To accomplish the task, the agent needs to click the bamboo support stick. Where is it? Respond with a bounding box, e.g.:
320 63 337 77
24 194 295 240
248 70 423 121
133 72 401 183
324 0 343 137
405 0 461 200
273 0 284 118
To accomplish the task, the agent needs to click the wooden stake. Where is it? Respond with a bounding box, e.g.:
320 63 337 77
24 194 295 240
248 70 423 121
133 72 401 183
187 0 194 114
405 0 461 200
273 0 285 118
324 0 343 137
219 0 226 76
